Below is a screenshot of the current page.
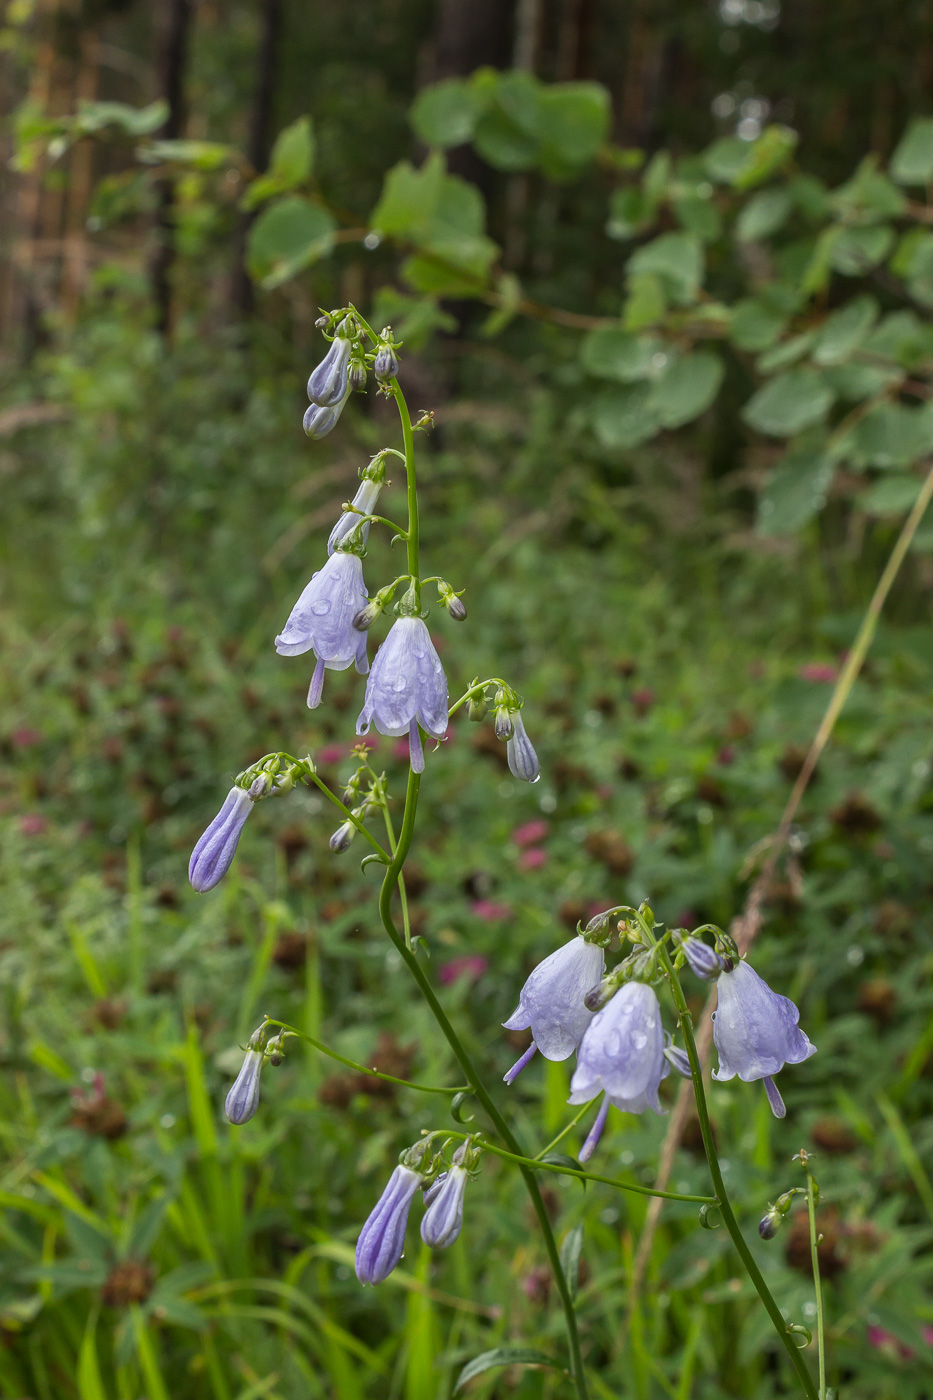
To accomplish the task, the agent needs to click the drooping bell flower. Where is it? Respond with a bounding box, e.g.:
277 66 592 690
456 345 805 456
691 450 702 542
356 616 448 773
506 710 540 783
502 935 605 1083
307 322 352 407
275 549 369 709
569 981 668 1115
189 785 254 892
712 960 816 1118
681 937 728 981
355 1159 424 1284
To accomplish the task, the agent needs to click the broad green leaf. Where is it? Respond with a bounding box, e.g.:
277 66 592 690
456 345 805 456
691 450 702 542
646 350 724 428
832 157 906 221
371 155 446 235
143 139 233 170
859 474 924 515
622 272 666 329
801 226 842 294
787 172 831 222
729 297 787 351
863 309 930 365
536 82 610 177
830 224 894 276
78 1315 106 1400
891 228 933 307
837 402 928 469
269 116 314 186
411 78 484 147
743 369 834 437
247 197 336 289
628 231 704 303
402 253 487 296
559 1224 584 1304
756 330 817 373
812 295 878 365
472 71 540 170
736 188 792 242
371 154 498 292
703 136 750 184
455 1347 559 1393
890 117 933 185
732 125 799 190
643 150 672 207
673 193 722 241
592 383 660 449
369 288 457 349
822 362 901 401
579 326 660 381
757 445 834 535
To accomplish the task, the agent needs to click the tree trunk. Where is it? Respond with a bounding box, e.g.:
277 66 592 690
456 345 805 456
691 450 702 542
150 0 193 338
231 0 283 320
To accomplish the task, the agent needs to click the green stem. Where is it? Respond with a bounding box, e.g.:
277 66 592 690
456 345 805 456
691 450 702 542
478 1139 715 1203
259 1019 466 1096
656 943 819 1400
535 1102 595 1160
393 380 420 604
804 1159 826 1399
376 773 589 1399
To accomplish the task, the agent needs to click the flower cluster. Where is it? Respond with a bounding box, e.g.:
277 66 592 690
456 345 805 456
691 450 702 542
501 907 816 1160
355 1138 481 1285
188 308 540 892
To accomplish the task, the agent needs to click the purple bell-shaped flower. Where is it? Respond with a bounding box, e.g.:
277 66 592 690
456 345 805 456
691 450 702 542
189 785 254 893
307 325 352 407
356 616 448 772
355 1163 423 1284
712 960 816 1118
502 935 605 1083
275 549 369 708
569 981 669 1115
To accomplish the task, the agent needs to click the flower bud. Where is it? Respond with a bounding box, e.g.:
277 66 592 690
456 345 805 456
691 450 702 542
421 1164 468 1249
303 393 349 439
189 786 254 893
307 323 353 407
494 707 513 741
353 599 382 632
467 693 487 722
349 360 367 391
224 1027 266 1125
584 975 618 1013
266 1032 286 1067
663 1041 694 1078
446 594 467 621
507 711 540 783
682 938 727 981
374 344 399 380
758 1208 782 1240
329 820 355 853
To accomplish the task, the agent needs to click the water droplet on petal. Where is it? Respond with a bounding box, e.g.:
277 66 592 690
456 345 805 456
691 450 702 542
311 601 331 616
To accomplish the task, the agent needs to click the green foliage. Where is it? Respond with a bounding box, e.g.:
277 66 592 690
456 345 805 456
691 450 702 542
246 197 336 288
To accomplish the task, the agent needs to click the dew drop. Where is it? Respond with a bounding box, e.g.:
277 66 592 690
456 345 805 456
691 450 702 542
311 600 331 616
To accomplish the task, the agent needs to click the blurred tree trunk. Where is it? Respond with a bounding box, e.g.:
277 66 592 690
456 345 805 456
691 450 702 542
231 0 283 319
150 0 193 338
61 25 100 321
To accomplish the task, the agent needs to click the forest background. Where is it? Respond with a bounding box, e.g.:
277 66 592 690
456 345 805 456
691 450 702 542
1 0 933 1397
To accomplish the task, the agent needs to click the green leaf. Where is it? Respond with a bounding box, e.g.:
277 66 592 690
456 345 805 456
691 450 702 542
455 1348 559 1393
628 231 704 303
756 330 817 373
76 99 168 136
142 139 233 170
411 79 484 148
607 186 650 240
736 188 792 242
559 1224 584 1304
371 154 497 290
830 224 894 276
743 369 834 437
703 136 750 184
734 125 799 190
832 156 907 221
536 82 610 177
836 402 928 469
822 362 901 401
370 288 457 349
622 272 666 330
472 71 540 171
811 295 878 365
646 350 724 428
859 474 924 515
673 193 722 242
863 309 930 365
891 228 933 307
890 117 933 185
592 383 660 448
729 297 787 351
579 326 660 381
246 196 336 289
269 116 314 186
757 445 835 535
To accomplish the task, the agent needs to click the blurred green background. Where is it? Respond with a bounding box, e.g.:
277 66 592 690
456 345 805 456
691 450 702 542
1 1 933 1396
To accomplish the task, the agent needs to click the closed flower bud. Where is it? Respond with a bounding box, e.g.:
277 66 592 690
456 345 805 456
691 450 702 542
682 938 727 981
507 711 540 783
329 820 355 853
422 1171 448 1208
328 475 385 555
663 1039 694 1079
467 693 487 722
446 594 467 621
189 785 254 893
374 344 399 380
349 361 368 391
224 1030 266 1125
307 323 353 407
355 1163 423 1284
303 393 350 439
353 599 382 632
494 706 513 741
759 1208 782 1241
421 1163 468 1249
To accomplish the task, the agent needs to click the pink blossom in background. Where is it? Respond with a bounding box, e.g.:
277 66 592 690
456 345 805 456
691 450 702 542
717 745 736 766
20 815 47 836
11 727 42 750
588 900 608 920
867 1325 915 1359
317 744 345 765
438 954 488 985
799 663 838 683
511 819 549 848
596 783 613 800
674 910 698 930
393 739 410 761
631 687 655 714
471 899 512 922
518 847 547 870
